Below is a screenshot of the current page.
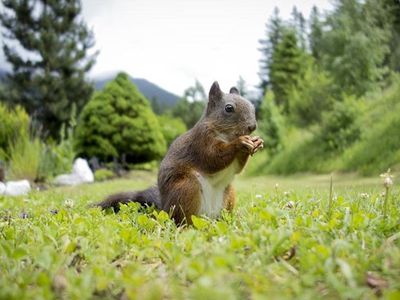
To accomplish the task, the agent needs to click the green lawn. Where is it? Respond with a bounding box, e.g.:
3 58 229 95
0 171 399 299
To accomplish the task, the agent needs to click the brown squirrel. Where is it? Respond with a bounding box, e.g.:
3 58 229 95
95 81 264 224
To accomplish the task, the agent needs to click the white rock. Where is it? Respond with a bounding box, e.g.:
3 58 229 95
0 181 5 195
72 158 94 183
4 180 31 196
53 174 84 186
54 158 94 186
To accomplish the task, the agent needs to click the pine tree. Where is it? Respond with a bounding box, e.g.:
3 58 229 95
269 28 306 114
258 7 283 94
75 73 167 163
258 90 284 156
0 0 97 137
291 6 307 50
309 6 323 62
236 76 248 98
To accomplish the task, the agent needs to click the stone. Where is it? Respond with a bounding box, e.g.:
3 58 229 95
53 158 94 186
53 174 84 186
72 158 94 183
4 180 31 196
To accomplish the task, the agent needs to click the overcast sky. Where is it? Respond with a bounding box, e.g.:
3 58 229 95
1 0 333 96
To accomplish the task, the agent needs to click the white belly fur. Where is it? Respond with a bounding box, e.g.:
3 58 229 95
195 160 240 218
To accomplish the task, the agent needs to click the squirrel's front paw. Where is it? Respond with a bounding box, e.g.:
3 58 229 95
238 135 255 154
251 136 264 155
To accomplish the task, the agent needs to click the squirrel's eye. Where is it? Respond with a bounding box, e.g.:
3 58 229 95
225 104 235 113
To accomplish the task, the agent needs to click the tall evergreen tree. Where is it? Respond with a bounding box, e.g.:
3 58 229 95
0 0 97 137
309 6 323 62
291 6 307 50
269 28 306 114
236 76 248 98
258 7 283 94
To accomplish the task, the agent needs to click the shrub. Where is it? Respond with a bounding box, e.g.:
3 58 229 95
318 95 361 152
258 90 285 156
75 72 167 163
94 169 115 181
0 103 29 160
289 65 336 127
37 118 77 180
8 131 43 182
265 129 329 174
157 114 187 146
340 79 400 175
341 111 400 175
171 98 205 129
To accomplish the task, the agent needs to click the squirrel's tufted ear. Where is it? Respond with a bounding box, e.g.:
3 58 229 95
229 87 240 95
209 81 223 102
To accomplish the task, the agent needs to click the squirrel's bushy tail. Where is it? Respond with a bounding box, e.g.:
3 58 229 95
94 186 161 212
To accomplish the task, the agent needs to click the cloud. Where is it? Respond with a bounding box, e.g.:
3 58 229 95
1 0 332 95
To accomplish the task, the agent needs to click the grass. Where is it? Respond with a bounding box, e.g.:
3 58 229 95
0 170 399 299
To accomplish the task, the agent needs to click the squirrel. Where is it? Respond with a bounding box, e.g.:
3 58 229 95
95 81 264 224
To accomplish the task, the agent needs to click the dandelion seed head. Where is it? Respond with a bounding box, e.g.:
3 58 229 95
64 199 74 208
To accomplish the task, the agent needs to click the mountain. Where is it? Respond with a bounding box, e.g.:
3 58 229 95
94 74 181 110
0 68 181 111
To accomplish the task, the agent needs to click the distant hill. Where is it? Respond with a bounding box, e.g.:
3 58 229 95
94 74 180 110
0 68 181 111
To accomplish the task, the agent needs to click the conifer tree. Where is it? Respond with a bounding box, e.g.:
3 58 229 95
269 28 306 114
75 73 166 163
0 0 97 137
258 7 283 94
309 6 323 62
291 6 307 50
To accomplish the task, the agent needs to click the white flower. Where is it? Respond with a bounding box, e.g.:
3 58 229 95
255 194 262 199
380 169 394 188
359 193 369 199
64 199 74 208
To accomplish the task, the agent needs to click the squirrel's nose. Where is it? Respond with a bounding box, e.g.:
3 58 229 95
248 124 257 132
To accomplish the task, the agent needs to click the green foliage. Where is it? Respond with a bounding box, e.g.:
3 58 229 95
157 114 187 146
269 28 307 113
171 99 205 129
75 72 167 163
320 0 390 96
289 64 336 127
8 131 43 182
0 172 399 299
318 95 361 152
383 0 400 72
340 79 400 175
129 161 158 171
171 80 206 129
258 90 285 155
0 0 97 137
264 129 329 174
259 7 283 93
94 169 115 181
0 103 29 160
37 113 77 180
309 6 323 62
